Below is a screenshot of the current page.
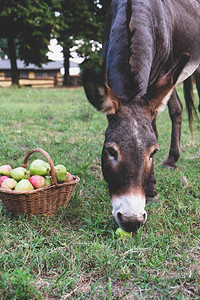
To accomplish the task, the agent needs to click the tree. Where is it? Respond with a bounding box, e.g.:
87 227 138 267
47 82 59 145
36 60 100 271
55 0 111 86
0 38 8 58
0 0 112 86
78 0 112 75
53 1 97 86
0 0 56 85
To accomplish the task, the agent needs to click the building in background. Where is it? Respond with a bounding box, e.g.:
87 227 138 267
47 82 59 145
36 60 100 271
0 59 80 87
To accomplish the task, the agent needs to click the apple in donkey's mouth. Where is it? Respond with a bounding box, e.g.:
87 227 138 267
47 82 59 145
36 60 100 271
115 227 132 238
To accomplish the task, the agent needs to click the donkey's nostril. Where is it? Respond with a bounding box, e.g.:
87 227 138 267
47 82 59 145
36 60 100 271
117 212 123 222
115 210 147 231
143 211 147 223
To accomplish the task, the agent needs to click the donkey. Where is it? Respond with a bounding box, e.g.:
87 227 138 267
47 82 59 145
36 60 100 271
83 0 200 232
195 66 200 111
194 67 200 112
183 66 200 129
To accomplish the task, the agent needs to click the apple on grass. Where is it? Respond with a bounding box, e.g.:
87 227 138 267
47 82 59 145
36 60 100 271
115 227 132 239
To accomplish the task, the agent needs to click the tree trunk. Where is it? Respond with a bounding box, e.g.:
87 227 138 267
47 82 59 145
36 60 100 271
7 36 19 86
63 50 70 86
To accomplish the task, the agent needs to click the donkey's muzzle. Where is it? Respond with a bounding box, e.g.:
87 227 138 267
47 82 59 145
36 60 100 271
111 193 147 232
116 211 147 232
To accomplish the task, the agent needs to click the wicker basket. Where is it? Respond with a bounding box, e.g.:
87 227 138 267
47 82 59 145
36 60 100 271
0 148 80 217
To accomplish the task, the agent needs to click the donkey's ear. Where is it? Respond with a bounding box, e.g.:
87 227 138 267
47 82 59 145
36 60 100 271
143 54 190 115
82 68 121 115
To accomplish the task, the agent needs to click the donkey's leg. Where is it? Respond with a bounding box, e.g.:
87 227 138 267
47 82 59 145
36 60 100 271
146 115 158 203
194 67 200 112
163 89 183 168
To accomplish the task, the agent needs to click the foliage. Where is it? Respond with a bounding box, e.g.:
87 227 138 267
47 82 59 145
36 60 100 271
0 0 112 85
78 42 103 75
0 269 40 299
0 0 56 84
0 0 55 65
54 0 111 84
0 86 199 298
0 38 8 58
77 0 112 73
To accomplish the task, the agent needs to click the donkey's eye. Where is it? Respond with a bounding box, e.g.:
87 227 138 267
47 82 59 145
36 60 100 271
150 149 158 158
107 146 118 160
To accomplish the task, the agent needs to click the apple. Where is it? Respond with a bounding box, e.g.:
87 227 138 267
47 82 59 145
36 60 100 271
15 179 34 191
115 227 132 239
29 175 46 189
0 176 9 185
54 164 67 183
30 159 50 176
0 165 12 177
45 176 51 186
66 172 74 182
1 178 17 190
24 170 30 180
10 167 29 181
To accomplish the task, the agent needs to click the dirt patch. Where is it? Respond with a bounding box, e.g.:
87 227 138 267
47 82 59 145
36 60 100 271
90 158 103 182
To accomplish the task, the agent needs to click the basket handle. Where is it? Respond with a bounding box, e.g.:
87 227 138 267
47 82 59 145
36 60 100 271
21 148 58 185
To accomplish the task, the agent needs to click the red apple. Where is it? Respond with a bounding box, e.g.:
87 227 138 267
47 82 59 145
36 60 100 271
66 172 74 182
29 175 46 189
0 176 9 185
1 178 17 190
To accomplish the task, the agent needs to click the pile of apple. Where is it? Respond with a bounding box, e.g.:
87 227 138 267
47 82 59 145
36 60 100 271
0 159 74 191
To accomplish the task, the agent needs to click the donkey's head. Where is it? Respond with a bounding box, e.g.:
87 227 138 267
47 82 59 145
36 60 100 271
83 55 189 232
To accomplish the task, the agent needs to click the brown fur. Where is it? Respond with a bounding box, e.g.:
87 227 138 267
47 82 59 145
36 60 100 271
83 0 200 231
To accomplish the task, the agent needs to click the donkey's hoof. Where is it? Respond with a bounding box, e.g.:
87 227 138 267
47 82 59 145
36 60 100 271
163 164 176 169
163 159 176 169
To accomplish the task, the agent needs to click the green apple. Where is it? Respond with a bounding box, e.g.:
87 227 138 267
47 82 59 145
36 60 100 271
30 159 50 176
45 176 51 186
24 170 30 180
115 227 132 239
15 179 34 191
11 167 29 181
54 164 67 183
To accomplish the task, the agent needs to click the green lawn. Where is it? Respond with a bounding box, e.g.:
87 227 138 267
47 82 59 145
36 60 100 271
0 86 199 299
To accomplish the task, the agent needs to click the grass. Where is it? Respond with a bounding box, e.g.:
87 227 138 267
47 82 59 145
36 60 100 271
0 85 199 299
